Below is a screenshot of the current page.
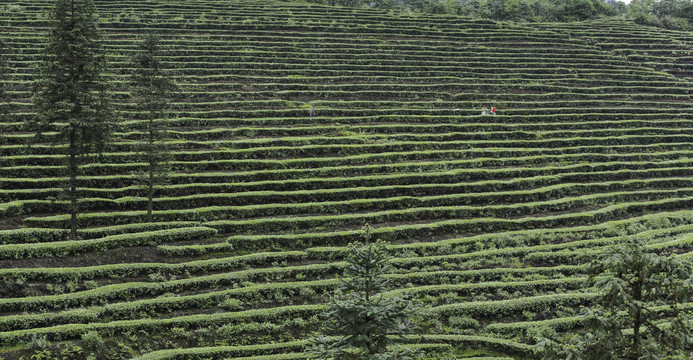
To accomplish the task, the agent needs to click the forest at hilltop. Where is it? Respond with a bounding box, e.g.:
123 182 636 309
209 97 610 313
294 0 693 29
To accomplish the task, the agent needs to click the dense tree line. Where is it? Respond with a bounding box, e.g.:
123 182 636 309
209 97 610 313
627 0 693 29
296 0 693 29
442 0 616 21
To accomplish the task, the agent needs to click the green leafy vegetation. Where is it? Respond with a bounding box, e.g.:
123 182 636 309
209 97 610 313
0 0 692 359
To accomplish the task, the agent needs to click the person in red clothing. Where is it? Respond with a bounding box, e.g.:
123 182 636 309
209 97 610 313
491 107 496 115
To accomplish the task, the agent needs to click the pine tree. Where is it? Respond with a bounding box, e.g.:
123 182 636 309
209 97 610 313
0 38 9 120
535 237 693 360
0 38 9 147
309 225 421 360
130 34 177 223
29 0 113 239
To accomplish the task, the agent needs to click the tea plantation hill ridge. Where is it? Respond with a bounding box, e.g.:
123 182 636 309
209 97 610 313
1 0 693 358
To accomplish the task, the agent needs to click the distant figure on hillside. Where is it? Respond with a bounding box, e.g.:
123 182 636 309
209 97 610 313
310 106 315 117
491 107 496 115
481 107 490 115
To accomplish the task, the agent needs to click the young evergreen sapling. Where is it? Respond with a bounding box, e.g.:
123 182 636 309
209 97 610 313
309 225 421 360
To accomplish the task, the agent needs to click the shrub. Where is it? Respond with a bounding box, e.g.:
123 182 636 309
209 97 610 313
81 331 104 350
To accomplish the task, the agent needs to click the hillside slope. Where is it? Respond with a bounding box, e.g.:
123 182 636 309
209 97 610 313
534 19 693 80
2 1 693 359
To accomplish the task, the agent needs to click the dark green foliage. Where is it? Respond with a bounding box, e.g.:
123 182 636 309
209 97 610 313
30 0 112 155
561 0 608 20
629 0 692 29
534 237 693 360
28 0 114 239
285 0 692 26
308 225 421 360
445 0 616 20
130 33 178 222
286 0 616 20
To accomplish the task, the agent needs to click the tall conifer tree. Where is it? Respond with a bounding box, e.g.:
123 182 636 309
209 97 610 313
30 0 113 239
130 34 177 223
0 38 9 147
0 38 9 120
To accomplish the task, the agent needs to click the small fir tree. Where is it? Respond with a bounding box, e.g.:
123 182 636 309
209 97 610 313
130 34 177 222
535 237 693 360
29 0 113 239
0 38 9 121
309 225 421 360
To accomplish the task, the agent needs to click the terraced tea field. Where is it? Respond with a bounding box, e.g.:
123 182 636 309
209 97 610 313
2 0 693 358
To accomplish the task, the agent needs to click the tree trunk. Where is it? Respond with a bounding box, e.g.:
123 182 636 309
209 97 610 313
632 269 643 360
69 133 78 240
633 309 641 360
147 162 154 222
147 116 154 223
